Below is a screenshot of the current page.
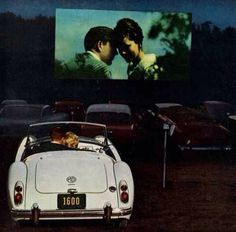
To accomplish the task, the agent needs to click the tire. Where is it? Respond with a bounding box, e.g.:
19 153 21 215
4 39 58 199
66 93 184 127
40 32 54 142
118 219 128 228
12 220 27 228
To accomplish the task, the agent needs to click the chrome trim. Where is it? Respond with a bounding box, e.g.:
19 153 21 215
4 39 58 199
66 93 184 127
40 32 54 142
66 176 77 184
178 145 232 151
67 188 78 193
11 207 132 219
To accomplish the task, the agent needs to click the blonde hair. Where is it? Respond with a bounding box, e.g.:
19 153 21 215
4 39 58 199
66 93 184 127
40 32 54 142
64 131 79 148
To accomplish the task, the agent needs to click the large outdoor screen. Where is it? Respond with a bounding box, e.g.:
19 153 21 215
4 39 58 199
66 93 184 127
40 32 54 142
55 9 192 80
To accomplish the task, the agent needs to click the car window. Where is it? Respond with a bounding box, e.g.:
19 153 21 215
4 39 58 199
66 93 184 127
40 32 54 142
86 112 131 124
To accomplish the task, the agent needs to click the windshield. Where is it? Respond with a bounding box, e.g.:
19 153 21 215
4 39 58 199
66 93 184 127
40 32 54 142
21 122 119 161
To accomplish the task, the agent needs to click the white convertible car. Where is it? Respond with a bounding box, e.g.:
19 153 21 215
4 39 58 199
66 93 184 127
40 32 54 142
7 122 134 227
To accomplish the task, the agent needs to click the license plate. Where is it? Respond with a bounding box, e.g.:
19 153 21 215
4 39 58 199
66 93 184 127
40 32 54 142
57 194 86 209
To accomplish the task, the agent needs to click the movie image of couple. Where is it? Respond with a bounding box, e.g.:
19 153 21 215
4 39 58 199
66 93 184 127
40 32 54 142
55 9 191 81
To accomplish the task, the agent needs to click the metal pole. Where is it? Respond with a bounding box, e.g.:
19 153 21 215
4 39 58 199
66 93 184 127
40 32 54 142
163 123 169 188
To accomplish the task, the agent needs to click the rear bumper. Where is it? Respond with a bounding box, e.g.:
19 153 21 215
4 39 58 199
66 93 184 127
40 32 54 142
11 207 132 221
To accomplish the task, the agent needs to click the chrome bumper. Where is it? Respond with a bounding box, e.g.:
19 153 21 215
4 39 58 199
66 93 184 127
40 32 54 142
178 145 232 151
11 207 132 221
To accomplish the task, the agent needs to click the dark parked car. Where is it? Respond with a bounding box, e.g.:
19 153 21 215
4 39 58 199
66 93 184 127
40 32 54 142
203 101 235 126
54 100 85 121
85 104 137 147
0 104 69 137
155 104 231 151
0 99 27 108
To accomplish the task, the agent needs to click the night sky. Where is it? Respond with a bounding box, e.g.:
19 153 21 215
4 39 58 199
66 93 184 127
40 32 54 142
0 0 236 28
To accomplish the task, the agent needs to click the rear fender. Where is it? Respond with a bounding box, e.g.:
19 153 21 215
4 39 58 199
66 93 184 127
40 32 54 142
114 162 134 208
8 162 27 209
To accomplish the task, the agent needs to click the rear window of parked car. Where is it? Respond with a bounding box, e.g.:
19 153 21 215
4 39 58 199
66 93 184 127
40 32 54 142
86 112 131 124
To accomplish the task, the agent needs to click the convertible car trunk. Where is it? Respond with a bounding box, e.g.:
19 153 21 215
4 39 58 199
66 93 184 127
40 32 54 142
35 154 108 193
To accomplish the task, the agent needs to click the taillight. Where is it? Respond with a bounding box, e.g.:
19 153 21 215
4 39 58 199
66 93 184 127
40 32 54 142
15 186 23 192
119 180 129 203
120 184 128 191
14 181 24 205
120 191 129 203
15 193 23 204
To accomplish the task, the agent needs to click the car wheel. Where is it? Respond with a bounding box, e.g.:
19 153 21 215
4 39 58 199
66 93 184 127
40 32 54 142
12 220 26 228
118 219 128 228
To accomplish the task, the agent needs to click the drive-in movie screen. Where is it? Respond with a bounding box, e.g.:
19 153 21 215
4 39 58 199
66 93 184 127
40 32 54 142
55 9 192 80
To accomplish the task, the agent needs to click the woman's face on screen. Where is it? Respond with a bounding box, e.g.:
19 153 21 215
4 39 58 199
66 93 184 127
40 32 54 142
118 36 141 63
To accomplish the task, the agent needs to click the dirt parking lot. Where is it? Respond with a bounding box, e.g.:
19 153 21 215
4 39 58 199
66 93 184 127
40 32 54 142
1 138 236 231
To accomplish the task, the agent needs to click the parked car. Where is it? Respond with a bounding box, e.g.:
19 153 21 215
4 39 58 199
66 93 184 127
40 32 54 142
85 104 137 147
54 100 85 121
7 121 134 227
203 100 235 126
0 99 27 108
0 104 69 137
155 104 232 151
155 103 183 109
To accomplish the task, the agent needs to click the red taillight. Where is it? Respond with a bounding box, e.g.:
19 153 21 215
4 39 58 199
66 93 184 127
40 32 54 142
119 180 129 203
14 192 23 204
14 181 24 205
120 191 129 203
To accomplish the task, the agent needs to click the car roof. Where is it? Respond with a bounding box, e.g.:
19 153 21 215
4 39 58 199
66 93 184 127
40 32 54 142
155 103 182 109
86 104 131 115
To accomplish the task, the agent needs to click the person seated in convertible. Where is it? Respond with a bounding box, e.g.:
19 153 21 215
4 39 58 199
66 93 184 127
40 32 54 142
63 131 79 148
